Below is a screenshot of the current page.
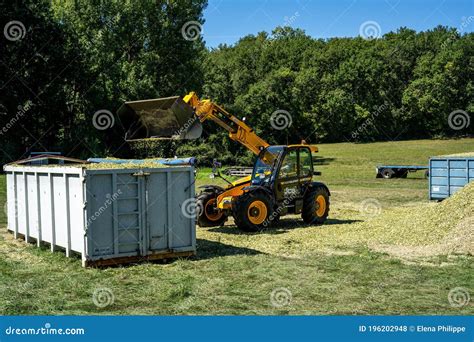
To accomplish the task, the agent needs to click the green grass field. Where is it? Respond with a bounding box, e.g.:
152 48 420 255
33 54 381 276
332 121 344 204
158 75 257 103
0 138 473 315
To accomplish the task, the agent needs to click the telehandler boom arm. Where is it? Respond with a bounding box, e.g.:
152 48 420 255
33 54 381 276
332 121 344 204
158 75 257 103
182 92 269 155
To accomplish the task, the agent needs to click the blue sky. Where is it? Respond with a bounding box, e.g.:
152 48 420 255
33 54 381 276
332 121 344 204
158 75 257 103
202 0 474 47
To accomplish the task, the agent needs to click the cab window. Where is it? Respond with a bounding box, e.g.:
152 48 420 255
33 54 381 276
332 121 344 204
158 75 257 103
299 148 313 177
278 149 298 179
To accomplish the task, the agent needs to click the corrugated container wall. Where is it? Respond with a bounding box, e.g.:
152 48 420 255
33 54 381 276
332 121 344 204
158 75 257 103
4 165 196 266
429 155 474 200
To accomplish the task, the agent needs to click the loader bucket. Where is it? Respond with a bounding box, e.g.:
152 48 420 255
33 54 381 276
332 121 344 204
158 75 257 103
117 96 202 141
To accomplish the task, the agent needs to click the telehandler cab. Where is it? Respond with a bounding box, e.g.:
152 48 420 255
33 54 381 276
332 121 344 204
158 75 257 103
118 92 330 231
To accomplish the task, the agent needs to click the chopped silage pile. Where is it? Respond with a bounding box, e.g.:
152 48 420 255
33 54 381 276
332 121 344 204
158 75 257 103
341 182 474 257
8 158 177 170
84 161 171 169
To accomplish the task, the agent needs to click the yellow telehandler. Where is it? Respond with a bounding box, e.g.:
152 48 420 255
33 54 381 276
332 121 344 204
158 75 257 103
118 92 330 231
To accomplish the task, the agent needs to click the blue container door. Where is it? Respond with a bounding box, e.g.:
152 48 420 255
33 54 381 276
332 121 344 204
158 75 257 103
114 172 145 255
144 172 169 252
86 171 145 259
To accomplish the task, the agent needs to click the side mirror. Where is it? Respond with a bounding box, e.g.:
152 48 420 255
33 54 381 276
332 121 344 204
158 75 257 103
211 159 222 178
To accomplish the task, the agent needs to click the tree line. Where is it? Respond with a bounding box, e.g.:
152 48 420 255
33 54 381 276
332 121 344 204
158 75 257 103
1 1 472 166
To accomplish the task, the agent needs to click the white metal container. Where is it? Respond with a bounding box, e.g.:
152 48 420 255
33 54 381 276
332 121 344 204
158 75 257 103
4 165 196 266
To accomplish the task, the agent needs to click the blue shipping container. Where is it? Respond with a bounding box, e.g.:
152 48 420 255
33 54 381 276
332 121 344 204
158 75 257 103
429 155 474 200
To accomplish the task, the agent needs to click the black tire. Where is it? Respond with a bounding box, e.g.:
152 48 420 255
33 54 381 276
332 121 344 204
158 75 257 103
196 192 227 227
232 191 273 232
381 168 395 179
424 170 429 179
302 186 330 224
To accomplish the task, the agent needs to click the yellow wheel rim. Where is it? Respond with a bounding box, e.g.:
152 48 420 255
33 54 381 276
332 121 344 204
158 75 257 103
247 200 267 225
205 198 223 221
315 195 327 217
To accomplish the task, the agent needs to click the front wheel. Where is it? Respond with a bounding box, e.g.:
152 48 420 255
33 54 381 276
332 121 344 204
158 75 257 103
302 186 330 224
196 192 227 227
232 191 273 232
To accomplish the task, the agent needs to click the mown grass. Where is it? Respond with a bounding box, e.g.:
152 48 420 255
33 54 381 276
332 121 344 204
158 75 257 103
0 138 473 315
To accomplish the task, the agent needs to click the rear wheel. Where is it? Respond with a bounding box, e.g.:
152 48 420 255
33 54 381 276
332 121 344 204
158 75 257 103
381 168 395 179
302 186 330 224
233 191 273 232
196 192 227 227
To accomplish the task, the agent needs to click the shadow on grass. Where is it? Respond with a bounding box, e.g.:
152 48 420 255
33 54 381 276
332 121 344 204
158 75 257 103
207 217 362 235
195 238 263 259
313 155 336 164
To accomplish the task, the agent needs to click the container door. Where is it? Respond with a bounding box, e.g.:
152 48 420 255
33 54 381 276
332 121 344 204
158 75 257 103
115 173 145 255
86 171 145 259
144 172 169 251
145 169 195 252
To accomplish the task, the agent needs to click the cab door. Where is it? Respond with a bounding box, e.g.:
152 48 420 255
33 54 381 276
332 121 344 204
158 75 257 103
298 147 314 186
275 148 300 201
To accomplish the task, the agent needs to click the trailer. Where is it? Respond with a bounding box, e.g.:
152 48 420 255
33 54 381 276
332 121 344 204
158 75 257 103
429 154 474 200
376 165 429 179
223 166 253 177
